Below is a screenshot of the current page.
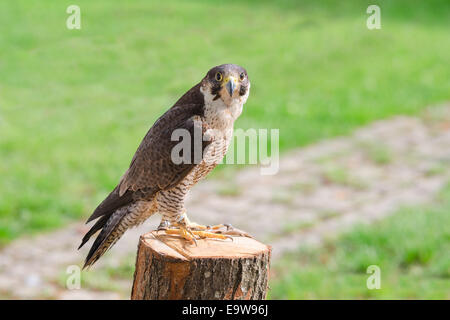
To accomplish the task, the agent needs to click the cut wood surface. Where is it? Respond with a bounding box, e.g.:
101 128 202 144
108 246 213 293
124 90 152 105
131 231 271 300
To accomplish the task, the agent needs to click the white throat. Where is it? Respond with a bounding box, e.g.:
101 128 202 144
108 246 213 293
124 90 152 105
200 85 249 130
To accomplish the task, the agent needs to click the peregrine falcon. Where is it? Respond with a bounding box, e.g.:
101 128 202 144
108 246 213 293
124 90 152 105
79 64 250 268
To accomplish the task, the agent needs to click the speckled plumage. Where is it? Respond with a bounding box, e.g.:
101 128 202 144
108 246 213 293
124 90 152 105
80 64 250 268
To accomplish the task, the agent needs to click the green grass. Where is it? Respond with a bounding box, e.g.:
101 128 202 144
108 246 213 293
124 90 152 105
269 184 450 299
0 0 449 243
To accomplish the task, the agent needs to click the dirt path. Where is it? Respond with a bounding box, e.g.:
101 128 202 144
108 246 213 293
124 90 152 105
1 105 449 299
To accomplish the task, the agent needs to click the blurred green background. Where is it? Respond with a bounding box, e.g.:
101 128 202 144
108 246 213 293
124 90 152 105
0 0 449 299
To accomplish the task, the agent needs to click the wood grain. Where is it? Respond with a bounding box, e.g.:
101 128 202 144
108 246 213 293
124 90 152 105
131 231 271 300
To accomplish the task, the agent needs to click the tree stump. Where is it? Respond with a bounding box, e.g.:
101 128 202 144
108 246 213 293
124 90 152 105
131 231 271 300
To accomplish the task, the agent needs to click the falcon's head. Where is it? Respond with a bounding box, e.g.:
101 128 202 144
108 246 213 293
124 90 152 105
201 64 250 108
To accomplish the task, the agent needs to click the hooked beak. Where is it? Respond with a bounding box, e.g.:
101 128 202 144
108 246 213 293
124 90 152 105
225 77 237 97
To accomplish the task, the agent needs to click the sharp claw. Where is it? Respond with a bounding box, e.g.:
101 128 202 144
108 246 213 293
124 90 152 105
163 222 251 243
157 220 170 231
221 233 233 241
186 229 198 245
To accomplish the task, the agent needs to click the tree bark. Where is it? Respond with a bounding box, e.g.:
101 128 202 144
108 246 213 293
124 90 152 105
131 231 271 300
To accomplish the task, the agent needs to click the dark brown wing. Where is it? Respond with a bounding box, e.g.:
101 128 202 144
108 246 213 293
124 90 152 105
84 83 209 224
118 102 210 196
80 83 211 257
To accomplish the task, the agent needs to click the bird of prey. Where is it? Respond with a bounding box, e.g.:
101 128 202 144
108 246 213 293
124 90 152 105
79 64 250 268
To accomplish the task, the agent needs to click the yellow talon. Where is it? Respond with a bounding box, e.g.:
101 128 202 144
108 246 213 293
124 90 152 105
207 224 227 230
187 222 208 230
191 231 231 240
163 228 231 242
165 227 196 243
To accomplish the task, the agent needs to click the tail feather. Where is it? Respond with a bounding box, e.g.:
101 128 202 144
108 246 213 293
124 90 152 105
82 207 129 269
87 186 133 223
79 185 135 268
78 215 109 250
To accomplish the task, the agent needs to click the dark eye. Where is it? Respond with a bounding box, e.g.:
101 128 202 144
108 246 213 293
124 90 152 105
239 72 245 80
215 72 223 81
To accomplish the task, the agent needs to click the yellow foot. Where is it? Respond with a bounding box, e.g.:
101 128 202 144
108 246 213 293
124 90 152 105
185 223 233 232
186 222 208 231
191 230 231 240
206 223 253 238
206 223 232 231
188 222 249 238
165 227 197 243
163 227 232 242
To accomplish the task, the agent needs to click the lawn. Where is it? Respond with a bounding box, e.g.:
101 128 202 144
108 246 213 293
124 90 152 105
269 184 450 299
0 0 449 243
